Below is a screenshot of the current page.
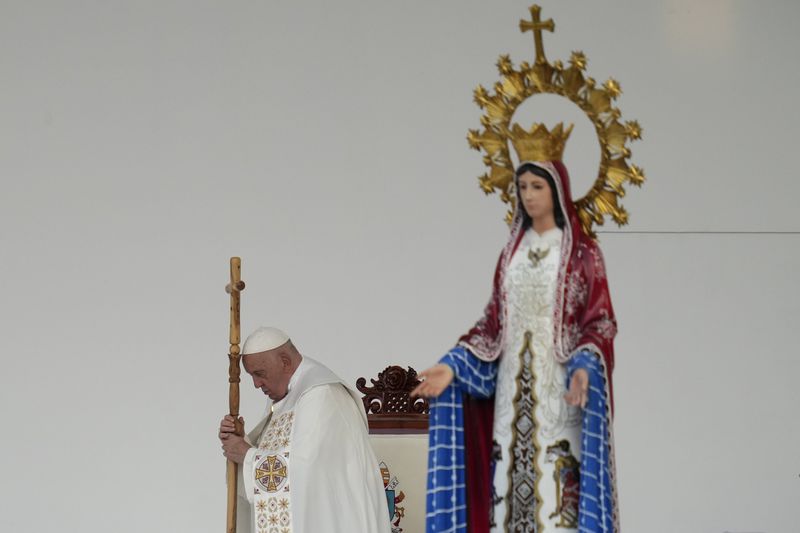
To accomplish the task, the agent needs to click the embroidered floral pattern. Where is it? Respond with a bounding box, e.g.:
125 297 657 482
258 411 294 450
565 271 587 316
594 316 617 341
590 245 607 280
565 323 581 353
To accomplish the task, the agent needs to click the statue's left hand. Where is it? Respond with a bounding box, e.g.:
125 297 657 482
564 369 589 409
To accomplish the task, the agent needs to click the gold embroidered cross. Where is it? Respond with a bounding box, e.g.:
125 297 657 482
255 455 288 493
519 5 555 64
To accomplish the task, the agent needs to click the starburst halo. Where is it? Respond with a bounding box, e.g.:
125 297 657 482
466 5 645 237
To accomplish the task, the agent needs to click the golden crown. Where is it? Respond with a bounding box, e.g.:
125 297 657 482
510 122 573 162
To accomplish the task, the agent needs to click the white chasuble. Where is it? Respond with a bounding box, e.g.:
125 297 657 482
236 356 391 533
491 228 583 532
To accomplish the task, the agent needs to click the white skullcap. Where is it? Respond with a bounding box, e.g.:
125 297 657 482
241 326 290 356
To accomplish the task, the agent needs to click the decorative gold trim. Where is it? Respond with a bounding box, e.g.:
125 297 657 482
503 331 544 532
467 4 645 237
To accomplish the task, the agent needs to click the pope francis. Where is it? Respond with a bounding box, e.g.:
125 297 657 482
218 326 391 533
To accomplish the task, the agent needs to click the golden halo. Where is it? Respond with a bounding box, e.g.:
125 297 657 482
466 4 645 237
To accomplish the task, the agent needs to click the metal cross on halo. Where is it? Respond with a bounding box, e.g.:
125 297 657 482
519 4 555 64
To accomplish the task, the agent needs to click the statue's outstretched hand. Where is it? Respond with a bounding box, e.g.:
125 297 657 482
411 364 455 398
564 368 589 409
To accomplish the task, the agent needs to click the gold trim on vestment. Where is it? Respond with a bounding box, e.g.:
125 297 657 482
502 330 544 532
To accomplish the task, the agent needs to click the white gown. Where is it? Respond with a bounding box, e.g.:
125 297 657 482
491 227 583 532
236 356 391 533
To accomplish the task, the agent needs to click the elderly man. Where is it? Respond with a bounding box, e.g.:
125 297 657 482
218 327 390 533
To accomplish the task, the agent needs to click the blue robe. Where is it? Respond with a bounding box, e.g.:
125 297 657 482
425 346 615 533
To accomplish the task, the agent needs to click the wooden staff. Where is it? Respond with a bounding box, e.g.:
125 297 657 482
225 257 245 533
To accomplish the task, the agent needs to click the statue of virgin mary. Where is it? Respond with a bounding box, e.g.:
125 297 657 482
414 122 619 533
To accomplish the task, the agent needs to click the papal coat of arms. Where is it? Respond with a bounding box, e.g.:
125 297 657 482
380 461 406 533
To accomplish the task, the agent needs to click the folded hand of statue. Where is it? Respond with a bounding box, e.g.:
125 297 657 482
411 363 455 398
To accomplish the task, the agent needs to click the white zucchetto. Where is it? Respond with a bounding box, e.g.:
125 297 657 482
241 326 290 356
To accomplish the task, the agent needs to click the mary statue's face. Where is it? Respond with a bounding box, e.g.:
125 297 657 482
517 171 554 221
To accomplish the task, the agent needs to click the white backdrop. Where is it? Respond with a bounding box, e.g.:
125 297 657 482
1 1 798 532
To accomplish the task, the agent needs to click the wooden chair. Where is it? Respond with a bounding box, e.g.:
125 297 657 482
357 366 429 533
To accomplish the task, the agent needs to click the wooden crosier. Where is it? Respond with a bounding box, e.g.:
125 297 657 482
225 257 245 533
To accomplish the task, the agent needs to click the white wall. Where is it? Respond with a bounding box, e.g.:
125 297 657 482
1 1 798 532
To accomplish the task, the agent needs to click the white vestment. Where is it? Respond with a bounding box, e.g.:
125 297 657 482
235 356 391 533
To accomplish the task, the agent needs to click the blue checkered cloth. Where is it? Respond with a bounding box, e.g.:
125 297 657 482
425 346 496 533
567 351 616 533
425 347 615 533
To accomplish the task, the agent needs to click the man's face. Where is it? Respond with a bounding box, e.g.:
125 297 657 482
242 350 292 401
